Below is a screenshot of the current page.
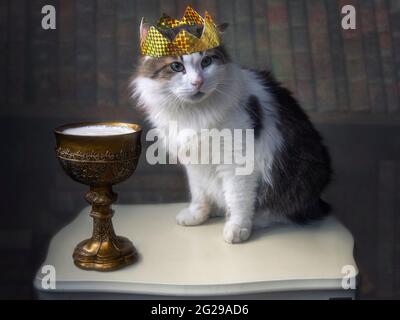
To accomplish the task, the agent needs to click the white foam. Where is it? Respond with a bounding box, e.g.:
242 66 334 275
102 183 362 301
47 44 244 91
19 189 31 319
62 125 135 136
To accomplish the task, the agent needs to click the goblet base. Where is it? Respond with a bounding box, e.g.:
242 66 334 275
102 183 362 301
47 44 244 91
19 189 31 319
73 236 138 271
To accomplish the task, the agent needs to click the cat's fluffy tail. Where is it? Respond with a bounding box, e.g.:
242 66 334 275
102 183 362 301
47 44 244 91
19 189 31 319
288 198 331 225
253 198 331 229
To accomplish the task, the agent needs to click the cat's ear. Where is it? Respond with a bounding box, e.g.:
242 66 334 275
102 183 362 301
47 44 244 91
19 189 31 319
140 17 150 43
217 23 229 33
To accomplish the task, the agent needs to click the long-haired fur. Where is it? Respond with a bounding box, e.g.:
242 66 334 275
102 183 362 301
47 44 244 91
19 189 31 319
132 44 332 243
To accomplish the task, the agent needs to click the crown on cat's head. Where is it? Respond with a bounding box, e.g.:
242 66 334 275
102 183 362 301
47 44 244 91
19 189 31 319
140 6 221 58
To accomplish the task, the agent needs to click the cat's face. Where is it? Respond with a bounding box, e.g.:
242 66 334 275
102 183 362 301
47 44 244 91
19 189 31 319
136 47 230 104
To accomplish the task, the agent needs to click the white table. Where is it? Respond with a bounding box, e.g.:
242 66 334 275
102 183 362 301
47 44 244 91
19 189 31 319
34 203 358 300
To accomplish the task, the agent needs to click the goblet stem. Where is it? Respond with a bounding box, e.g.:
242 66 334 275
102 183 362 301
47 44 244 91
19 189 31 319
72 185 137 271
87 186 118 242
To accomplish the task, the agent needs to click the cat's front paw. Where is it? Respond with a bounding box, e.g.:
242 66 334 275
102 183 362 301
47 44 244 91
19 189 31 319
176 207 209 226
223 221 252 244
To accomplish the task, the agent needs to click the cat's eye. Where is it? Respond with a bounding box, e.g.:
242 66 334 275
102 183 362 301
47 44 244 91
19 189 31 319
170 62 185 72
201 56 212 69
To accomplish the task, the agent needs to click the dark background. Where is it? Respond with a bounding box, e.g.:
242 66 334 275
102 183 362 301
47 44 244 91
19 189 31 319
1 0 399 299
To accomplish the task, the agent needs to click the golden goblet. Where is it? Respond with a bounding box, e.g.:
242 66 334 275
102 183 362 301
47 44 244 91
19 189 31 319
54 122 142 271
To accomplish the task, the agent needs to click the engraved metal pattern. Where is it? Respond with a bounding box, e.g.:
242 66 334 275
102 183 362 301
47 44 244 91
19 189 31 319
56 145 141 186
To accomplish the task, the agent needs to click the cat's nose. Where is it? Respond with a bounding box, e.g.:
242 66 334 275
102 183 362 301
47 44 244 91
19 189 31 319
191 78 204 89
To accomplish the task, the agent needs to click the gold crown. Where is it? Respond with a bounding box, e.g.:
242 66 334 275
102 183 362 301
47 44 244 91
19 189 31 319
140 6 221 57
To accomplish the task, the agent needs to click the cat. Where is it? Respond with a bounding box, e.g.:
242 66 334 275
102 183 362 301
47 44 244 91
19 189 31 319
132 26 332 244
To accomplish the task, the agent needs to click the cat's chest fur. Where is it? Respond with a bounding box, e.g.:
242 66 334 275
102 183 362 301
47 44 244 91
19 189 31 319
155 111 244 158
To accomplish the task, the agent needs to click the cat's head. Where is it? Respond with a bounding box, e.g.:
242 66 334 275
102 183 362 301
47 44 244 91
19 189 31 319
133 24 231 106
134 23 230 104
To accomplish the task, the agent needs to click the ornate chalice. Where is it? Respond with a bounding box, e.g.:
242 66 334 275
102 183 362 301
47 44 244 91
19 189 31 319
54 122 142 271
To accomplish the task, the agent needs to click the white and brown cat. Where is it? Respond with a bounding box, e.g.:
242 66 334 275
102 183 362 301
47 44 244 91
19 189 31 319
132 24 332 244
